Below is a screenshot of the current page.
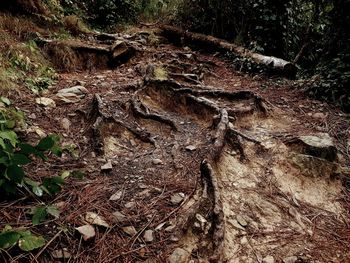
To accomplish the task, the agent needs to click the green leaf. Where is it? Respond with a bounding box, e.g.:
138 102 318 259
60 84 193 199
0 97 11 106
18 234 45 251
46 206 60 219
71 170 85 179
6 165 25 184
0 231 21 249
12 154 31 165
36 136 55 151
31 206 47 226
19 143 46 160
0 138 5 149
42 176 64 195
60 170 70 179
33 186 44 197
0 131 18 147
5 120 16 129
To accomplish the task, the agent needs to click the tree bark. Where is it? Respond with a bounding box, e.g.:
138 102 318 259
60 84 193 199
160 25 296 78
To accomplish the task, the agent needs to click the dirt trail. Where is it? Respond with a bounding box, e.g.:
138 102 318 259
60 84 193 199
5 27 350 262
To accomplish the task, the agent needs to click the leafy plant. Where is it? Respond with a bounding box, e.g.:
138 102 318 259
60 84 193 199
0 117 62 195
0 226 45 252
30 205 60 225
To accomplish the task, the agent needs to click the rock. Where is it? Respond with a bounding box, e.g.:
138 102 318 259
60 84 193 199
85 212 110 228
112 211 127 223
36 97 56 108
122 226 137 236
291 153 337 178
52 249 71 259
171 193 185 205
195 214 209 232
101 161 113 171
282 256 298 263
312 112 327 119
56 93 82 103
288 133 337 161
152 158 164 165
125 202 135 209
28 126 46 138
185 145 197 151
236 214 248 227
109 190 123 201
228 219 246 231
143 230 154 242
155 222 166 231
168 248 190 263
76 224 95 241
263 255 275 263
165 225 176 232
28 113 37 119
61 118 71 131
57 85 88 95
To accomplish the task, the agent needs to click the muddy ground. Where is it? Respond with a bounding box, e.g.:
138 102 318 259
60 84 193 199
1 27 350 263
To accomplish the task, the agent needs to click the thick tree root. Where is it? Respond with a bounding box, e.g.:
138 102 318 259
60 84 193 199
145 79 269 115
88 94 155 154
200 160 225 262
213 109 229 159
130 97 178 131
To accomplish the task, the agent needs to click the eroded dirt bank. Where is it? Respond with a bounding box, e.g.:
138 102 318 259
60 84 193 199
2 27 350 262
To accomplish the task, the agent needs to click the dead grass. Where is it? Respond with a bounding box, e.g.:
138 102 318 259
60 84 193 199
43 43 79 72
63 15 90 36
0 14 46 41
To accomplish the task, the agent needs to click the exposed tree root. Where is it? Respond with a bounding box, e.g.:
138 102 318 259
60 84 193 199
213 109 229 159
200 160 225 262
87 94 155 154
130 97 178 131
145 79 269 115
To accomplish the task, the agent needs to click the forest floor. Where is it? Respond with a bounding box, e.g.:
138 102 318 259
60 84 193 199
1 26 350 263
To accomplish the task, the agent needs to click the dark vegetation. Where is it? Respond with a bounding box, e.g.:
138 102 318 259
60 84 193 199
177 0 350 111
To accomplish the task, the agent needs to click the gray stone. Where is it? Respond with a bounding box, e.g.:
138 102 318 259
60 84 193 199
52 249 71 259
36 97 56 108
143 230 154 242
109 190 123 201
165 225 176 232
291 153 337 178
76 224 95 241
61 118 71 131
58 85 88 95
56 93 82 103
185 145 197 151
263 255 275 263
236 214 248 227
282 256 298 263
152 158 164 165
125 202 135 209
171 193 185 205
168 248 190 263
112 211 127 223
293 133 337 161
101 161 113 171
122 226 137 236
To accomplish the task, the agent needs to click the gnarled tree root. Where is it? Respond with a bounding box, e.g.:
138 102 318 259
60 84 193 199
87 94 155 154
130 97 178 131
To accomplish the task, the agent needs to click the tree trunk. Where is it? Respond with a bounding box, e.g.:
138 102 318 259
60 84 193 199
161 25 296 78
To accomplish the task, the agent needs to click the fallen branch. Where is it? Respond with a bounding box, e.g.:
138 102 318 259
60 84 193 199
160 25 296 78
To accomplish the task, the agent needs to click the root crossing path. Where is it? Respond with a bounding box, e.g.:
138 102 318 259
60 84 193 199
14 27 350 262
